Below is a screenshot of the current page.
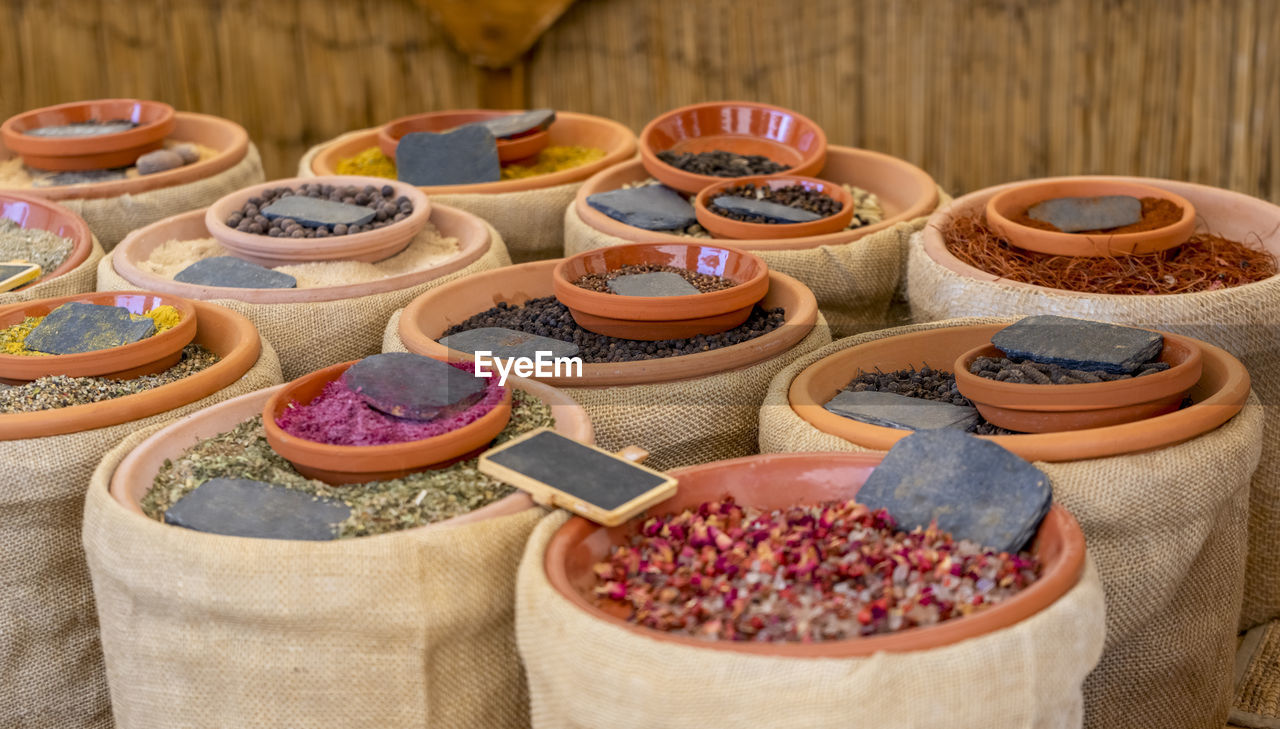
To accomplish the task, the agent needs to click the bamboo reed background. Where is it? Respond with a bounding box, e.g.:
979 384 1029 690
0 0 1276 201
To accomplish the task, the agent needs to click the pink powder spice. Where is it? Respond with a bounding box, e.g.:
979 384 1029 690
276 362 506 446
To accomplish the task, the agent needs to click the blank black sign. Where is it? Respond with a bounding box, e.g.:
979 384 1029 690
0 264 36 280
484 430 670 511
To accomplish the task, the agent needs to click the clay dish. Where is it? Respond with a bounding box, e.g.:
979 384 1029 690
545 450 1086 656
378 110 550 164
0 191 94 290
0 291 197 384
1 99 175 171
694 174 854 240
551 242 769 340
639 101 827 194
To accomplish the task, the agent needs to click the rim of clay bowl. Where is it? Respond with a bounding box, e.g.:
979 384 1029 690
693 174 855 240
1 98 176 171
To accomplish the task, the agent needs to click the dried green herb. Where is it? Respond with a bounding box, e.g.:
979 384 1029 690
143 389 555 538
0 344 219 413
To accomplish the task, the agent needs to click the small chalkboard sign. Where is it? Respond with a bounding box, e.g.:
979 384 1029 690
478 428 676 526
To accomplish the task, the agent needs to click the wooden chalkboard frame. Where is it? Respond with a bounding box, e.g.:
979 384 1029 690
478 427 677 526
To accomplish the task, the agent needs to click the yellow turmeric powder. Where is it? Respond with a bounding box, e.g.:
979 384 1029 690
334 145 606 182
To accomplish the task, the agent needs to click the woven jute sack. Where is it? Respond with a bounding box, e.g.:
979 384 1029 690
300 133 575 263
563 197 948 339
758 318 1264 729
97 224 512 380
1 337 282 729
2 235 104 304
383 309 833 470
84 423 545 729
906 228 1280 632
517 509 1106 729
56 144 265 251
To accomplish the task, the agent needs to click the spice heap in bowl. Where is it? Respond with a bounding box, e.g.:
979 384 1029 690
338 109 606 186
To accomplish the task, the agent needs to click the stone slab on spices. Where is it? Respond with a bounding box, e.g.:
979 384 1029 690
24 301 155 355
991 315 1163 375
1027 195 1143 232
340 352 487 421
712 195 822 223
164 478 350 541
440 327 580 361
173 256 298 290
396 126 501 187
586 186 697 231
607 272 701 297
824 390 979 432
475 108 556 139
261 196 375 229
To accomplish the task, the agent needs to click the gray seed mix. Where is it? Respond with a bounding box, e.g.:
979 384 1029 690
0 218 74 281
142 390 555 538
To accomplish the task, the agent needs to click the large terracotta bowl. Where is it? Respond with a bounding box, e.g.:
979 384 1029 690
953 333 1203 433
262 359 513 485
378 109 550 163
108 377 593 535
0 112 251 200
205 175 431 267
545 451 1086 656
112 203 491 304
311 111 637 195
0 191 94 289
551 243 770 340
639 101 827 194
922 176 1280 293
0 300 261 439
398 259 818 388
788 324 1250 462
694 174 854 240
985 179 1196 257
0 291 198 384
574 146 938 251
1 99 175 171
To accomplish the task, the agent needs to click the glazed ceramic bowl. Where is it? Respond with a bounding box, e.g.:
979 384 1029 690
545 450 1086 656
984 179 1196 257
262 359 513 485
0 191 94 288
693 175 854 240
639 102 827 194
574 146 938 251
0 291 198 384
953 332 1203 432
378 110 551 164
205 175 431 267
551 243 770 340
311 111 637 195
788 324 1249 462
0 112 251 201
1 99 176 171
113 203 491 304
398 259 817 388
0 300 260 440
108 376 592 532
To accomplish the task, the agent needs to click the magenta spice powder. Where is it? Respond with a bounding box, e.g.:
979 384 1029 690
276 363 506 446
593 496 1042 642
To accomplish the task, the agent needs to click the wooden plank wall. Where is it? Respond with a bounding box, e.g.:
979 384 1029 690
1 0 1276 201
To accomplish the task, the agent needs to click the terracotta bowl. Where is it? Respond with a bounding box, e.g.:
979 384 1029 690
262 359 513 485
788 324 1249 462
639 101 827 194
1 99 176 171
694 174 854 240
107 376 591 537
953 333 1203 433
545 450 1086 656
551 242 770 340
204 175 431 267
0 300 260 440
0 112 251 201
113 203 491 304
378 110 551 163
311 111 638 195
0 291 198 384
0 191 93 290
574 146 938 251
399 259 817 388
983 178 1196 257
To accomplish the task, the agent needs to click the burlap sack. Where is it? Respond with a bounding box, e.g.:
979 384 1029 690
383 308 833 470
2 337 282 729
563 193 950 338
97 224 512 380
54 144 265 251
2 235 104 304
300 132 576 263
758 318 1264 729
905 230 1280 632
516 509 1106 729
83 421 546 729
